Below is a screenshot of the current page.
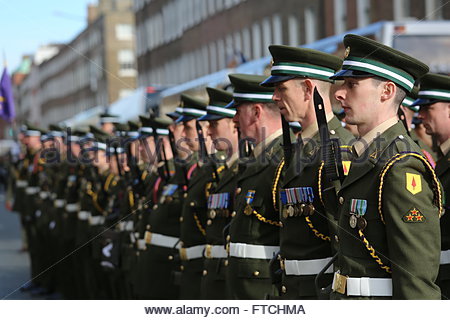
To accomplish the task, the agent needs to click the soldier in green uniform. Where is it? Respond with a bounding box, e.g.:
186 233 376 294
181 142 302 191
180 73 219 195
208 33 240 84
21 125 45 293
141 117 185 299
413 73 450 298
99 112 120 135
177 94 214 299
329 34 442 299
198 87 238 299
260 45 354 299
225 74 283 299
400 88 437 165
61 128 86 299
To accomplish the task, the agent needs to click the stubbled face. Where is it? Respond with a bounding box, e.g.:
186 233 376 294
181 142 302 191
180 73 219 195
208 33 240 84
207 118 237 152
334 77 381 126
182 119 199 151
418 102 450 137
272 79 308 122
232 103 258 140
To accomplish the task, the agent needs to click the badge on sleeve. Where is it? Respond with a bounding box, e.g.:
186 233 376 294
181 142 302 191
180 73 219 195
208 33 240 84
402 208 425 223
406 173 422 195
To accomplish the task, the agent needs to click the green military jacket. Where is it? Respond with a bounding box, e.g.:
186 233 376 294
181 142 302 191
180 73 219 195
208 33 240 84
228 134 284 299
332 121 442 300
279 116 354 298
436 147 450 295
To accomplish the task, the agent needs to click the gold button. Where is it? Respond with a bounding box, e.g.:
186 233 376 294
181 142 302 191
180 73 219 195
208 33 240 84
281 286 287 294
180 265 184 271
226 235 231 241
236 187 242 195
144 204 149 209
168 255 173 260
339 196 344 205
190 201 195 207
202 270 208 276
330 129 336 135
153 204 158 210
183 193 187 198
335 235 339 243
179 216 184 222
231 211 236 217
253 271 260 277
224 260 228 266
146 224 151 230
207 219 212 225
136 251 140 257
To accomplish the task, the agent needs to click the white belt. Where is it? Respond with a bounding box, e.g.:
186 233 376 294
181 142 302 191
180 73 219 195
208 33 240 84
284 257 333 275
229 242 279 260
89 215 105 226
78 211 91 220
118 221 134 232
205 244 228 259
137 239 146 250
145 231 180 249
179 245 204 260
66 203 80 212
54 199 65 208
39 191 50 199
16 180 28 188
440 249 450 265
25 186 40 195
332 273 392 297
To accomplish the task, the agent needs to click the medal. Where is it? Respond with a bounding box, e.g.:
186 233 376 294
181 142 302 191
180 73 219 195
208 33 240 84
244 204 253 216
357 217 367 230
244 190 256 216
287 205 295 217
209 209 217 219
282 206 288 219
349 214 357 228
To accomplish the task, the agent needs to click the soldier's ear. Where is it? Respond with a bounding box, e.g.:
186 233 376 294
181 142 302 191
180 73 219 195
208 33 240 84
380 81 396 103
302 79 314 101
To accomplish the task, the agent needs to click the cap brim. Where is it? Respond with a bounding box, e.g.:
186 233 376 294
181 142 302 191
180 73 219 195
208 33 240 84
175 115 195 124
260 75 297 87
166 111 181 119
226 100 240 109
330 69 374 80
411 98 438 107
198 114 223 121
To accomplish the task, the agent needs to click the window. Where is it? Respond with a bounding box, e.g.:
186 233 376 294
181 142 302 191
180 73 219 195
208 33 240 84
334 0 347 34
117 50 137 77
272 15 282 45
241 27 251 61
115 24 134 41
393 0 411 20
425 0 444 20
288 15 299 46
252 23 262 59
357 0 370 27
305 7 317 43
262 18 272 54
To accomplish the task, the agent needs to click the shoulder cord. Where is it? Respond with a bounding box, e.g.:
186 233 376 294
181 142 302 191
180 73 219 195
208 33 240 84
378 152 443 223
357 152 443 274
251 209 282 227
271 158 285 211
193 213 206 236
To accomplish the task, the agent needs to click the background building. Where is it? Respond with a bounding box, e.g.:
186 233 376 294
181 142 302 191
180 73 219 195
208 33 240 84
134 0 450 88
14 0 137 127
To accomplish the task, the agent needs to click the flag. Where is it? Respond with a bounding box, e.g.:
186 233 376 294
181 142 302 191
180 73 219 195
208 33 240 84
0 67 16 122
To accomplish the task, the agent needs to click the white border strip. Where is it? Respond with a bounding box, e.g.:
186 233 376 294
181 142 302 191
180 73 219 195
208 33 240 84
343 60 414 90
182 107 207 116
207 105 236 116
272 65 334 77
233 92 274 100
419 90 450 99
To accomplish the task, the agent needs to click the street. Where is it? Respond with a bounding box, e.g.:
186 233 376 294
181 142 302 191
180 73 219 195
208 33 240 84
0 194 34 299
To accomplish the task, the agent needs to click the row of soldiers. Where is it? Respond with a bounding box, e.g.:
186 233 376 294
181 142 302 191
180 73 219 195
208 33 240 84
8 34 450 300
